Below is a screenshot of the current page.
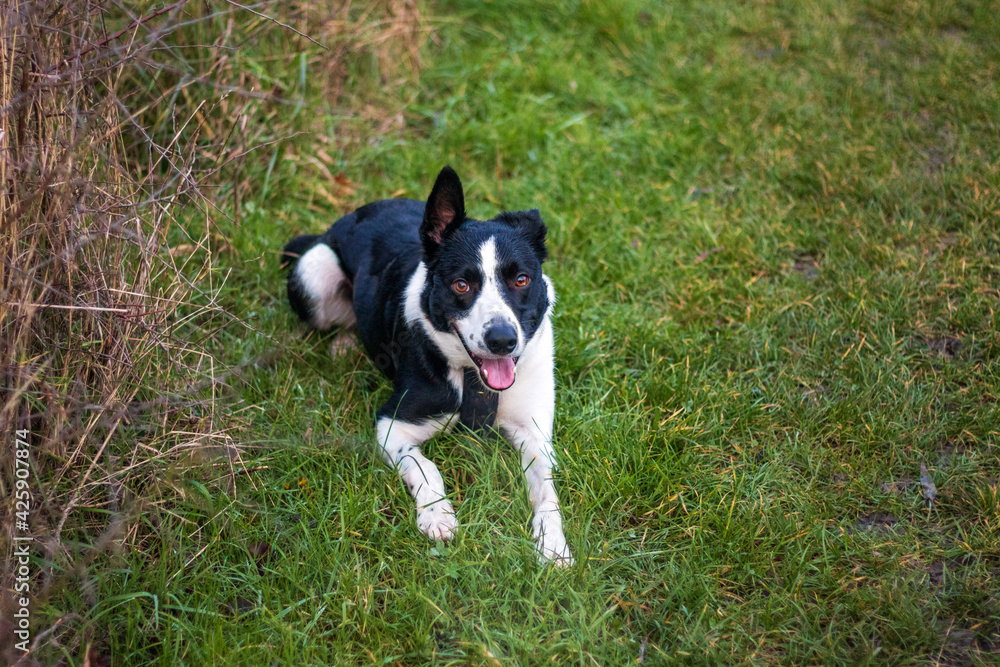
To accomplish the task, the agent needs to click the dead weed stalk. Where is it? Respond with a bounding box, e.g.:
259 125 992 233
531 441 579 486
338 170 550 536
0 0 429 661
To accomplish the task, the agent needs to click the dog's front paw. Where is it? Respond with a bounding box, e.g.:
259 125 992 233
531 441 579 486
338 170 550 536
534 527 574 566
416 501 458 541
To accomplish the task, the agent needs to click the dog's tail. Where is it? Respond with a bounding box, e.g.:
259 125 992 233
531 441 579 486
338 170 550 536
283 235 356 331
281 234 320 269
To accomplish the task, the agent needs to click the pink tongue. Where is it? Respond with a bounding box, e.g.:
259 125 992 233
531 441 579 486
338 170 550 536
480 357 516 390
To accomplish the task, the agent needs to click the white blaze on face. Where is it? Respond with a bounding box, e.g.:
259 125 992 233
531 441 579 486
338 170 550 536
455 236 523 357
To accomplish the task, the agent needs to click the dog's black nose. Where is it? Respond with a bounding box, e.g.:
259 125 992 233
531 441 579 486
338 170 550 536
484 323 518 355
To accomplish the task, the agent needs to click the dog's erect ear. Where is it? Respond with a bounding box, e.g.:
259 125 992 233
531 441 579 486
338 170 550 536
498 209 547 262
520 209 547 262
420 166 466 259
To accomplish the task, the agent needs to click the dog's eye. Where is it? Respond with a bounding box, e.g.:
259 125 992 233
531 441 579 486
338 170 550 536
514 274 530 288
452 279 470 294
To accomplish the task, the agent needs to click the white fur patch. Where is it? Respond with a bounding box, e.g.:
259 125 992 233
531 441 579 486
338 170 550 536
295 243 355 330
453 237 524 357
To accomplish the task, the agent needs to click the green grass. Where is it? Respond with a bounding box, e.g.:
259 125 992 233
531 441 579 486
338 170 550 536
60 0 1000 663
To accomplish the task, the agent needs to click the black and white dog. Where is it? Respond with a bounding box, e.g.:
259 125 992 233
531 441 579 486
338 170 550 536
283 167 572 564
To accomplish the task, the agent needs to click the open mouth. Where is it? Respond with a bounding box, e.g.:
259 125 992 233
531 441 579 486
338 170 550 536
455 330 517 391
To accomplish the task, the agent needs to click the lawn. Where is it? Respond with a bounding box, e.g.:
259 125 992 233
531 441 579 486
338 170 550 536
35 0 1000 664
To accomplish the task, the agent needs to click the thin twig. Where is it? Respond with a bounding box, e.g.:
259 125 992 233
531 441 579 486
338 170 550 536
224 0 328 50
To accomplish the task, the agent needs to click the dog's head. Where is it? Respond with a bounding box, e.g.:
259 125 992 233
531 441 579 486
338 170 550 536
419 166 550 391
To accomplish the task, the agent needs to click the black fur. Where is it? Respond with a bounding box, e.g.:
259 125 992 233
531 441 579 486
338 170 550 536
459 367 499 429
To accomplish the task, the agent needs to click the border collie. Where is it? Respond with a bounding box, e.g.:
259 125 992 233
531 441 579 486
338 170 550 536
282 167 572 564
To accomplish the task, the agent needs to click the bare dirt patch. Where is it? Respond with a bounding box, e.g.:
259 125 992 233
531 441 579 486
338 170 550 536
844 513 900 535
792 256 820 280
880 478 914 495
924 337 963 360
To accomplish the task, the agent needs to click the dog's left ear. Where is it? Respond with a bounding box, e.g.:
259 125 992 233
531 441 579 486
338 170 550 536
499 209 547 262
520 209 548 262
420 166 466 259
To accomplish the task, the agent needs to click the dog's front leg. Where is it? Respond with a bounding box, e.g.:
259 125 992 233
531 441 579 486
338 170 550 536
504 421 573 565
376 416 458 541
499 363 573 566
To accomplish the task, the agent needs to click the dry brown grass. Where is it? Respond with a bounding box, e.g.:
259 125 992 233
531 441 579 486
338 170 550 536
1 2 225 659
0 0 428 661
307 0 428 100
